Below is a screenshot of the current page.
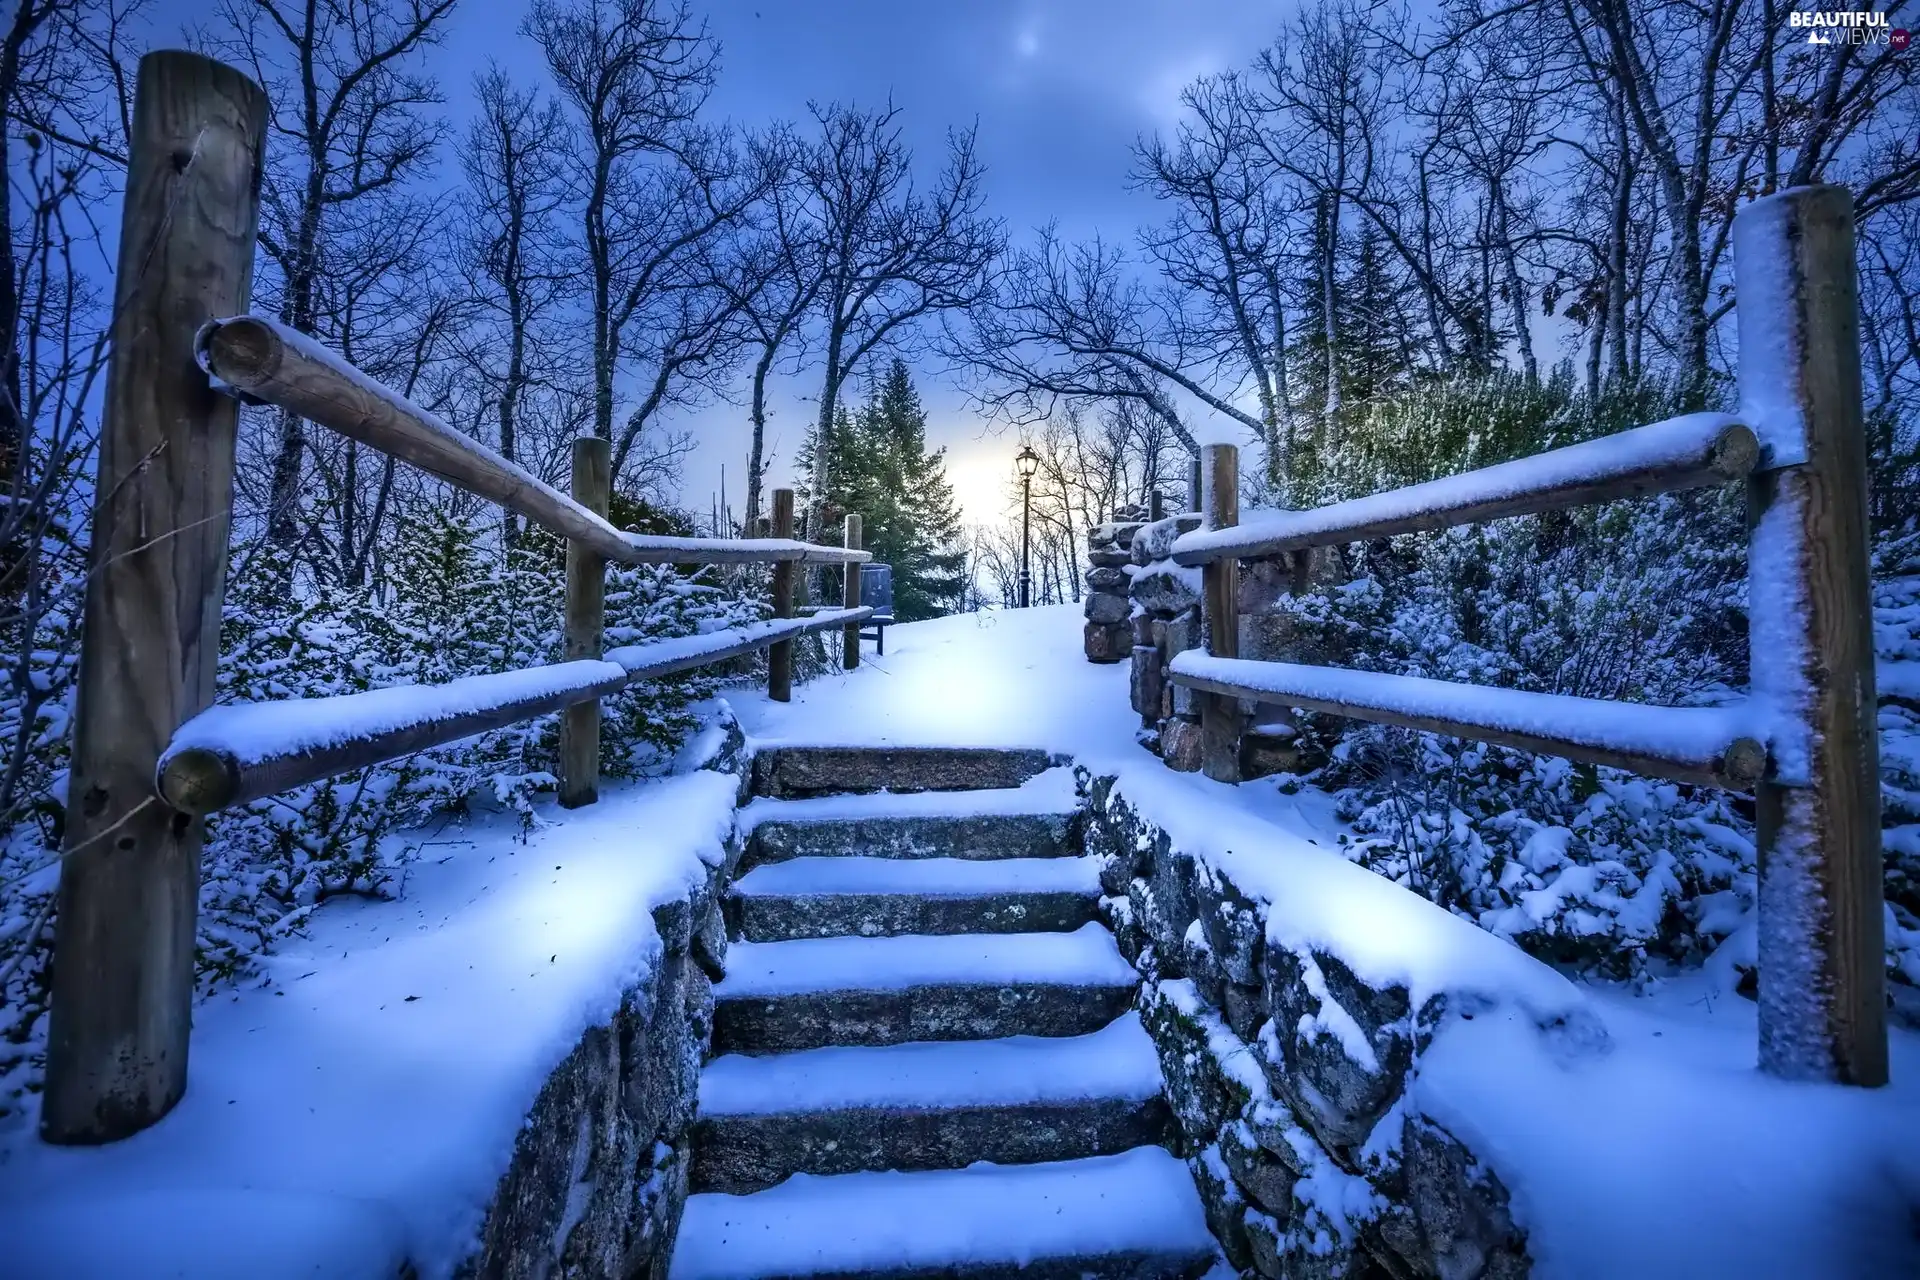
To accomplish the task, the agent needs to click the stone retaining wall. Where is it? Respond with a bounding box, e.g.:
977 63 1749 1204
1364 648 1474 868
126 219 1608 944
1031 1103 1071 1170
1080 770 1532 1280
460 729 747 1280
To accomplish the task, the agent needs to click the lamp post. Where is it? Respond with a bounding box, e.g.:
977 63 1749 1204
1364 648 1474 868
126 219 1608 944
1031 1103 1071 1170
1015 443 1039 608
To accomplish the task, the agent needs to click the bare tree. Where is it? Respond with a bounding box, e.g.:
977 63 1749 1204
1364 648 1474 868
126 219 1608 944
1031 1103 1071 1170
462 65 568 543
724 128 822 530
796 100 1001 540
954 228 1223 455
1135 73 1302 491
203 0 459 546
529 0 770 488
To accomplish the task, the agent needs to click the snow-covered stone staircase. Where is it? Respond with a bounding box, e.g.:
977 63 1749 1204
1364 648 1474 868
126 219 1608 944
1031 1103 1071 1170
670 747 1218 1280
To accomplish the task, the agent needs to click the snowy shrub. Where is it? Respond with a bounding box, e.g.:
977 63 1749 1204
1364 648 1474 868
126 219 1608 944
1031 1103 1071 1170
0 442 90 1113
0 510 767 1116
1293 496 1750 980
1872 531 1920 988
204 517 765 924
1284 367 1692 510
1330 732 1754 980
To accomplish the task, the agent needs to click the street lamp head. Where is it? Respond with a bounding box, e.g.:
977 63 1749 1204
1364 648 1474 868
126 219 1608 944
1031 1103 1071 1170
1014 443 1040 480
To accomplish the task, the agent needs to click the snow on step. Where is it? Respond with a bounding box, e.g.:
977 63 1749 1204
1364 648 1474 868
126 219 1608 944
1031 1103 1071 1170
713 923 1135 998
670 1148 1216 1280
732 855 1100 899
700 1010 1161 1117
738 765 1082 828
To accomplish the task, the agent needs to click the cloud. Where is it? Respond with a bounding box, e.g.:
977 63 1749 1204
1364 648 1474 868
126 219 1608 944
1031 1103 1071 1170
1134 51 1223 129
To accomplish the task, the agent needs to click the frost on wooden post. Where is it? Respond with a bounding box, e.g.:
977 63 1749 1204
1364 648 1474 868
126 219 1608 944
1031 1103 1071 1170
1758 791 1835 1079
1747 494 1814 788
1731 192 1809 467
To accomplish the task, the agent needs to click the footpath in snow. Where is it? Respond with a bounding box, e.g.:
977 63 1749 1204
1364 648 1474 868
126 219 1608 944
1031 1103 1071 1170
737 605 1920 1279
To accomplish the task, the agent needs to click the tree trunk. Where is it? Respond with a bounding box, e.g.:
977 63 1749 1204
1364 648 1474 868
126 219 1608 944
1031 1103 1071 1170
1606 109 1633 387
267 146 327 548
1497 188 1537 384
589 154 616 443
499 206 528 546
808 313 847 542
1319 189 1341 436
746 341 774 531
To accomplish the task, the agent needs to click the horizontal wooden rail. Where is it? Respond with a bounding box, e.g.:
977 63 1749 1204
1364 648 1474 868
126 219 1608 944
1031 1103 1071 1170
607 609 870 680
196 315 869 567
1166 652 1767 790
158 608 873 815
1171 412 1757 566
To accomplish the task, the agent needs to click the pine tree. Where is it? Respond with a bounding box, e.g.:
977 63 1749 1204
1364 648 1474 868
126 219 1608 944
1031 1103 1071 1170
806 359 967 622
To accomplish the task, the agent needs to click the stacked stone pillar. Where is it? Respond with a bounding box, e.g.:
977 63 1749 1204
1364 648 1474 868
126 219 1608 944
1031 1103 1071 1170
1125 509 1204 767
1113 507 1322 780
1081 504 1149 663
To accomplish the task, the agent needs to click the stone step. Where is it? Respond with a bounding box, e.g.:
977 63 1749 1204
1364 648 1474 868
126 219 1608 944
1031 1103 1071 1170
670 1147 1218 1280
739 769 1082 870
711 924 1137 1052
728 855 1102 940
749 745 1059 800
691 1012 1172 1193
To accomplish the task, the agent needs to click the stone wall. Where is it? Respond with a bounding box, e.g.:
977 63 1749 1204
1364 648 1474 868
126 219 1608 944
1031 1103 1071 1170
460 728 746 1280
1080 771 1531 1280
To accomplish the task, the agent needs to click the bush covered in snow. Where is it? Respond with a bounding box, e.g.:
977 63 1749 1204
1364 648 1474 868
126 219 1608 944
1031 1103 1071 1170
0 512 765 1114
1286 495 1753 982
1265 374 1920 992
1872 533 1920 990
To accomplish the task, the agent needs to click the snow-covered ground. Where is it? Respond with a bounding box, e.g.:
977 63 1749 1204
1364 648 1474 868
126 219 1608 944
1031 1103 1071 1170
2 604 1916 1278
0 766 740 1279
741 605 1920 1278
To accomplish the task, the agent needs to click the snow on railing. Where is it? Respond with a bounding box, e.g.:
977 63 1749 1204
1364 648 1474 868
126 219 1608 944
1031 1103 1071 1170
605 609 870 680
1171 411 1757 566
1168 653 1766 790
158 609 873 815
197 315 870 568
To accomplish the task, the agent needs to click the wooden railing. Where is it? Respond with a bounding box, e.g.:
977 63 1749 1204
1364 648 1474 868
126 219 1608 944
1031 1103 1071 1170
1168 184 1885 1089
42 51 870 1144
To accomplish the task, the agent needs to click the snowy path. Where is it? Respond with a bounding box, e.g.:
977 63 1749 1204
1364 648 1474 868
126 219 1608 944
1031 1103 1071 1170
678 741 1215 1278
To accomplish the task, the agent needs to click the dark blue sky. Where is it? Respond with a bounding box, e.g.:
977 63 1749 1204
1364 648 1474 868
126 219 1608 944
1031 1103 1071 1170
158 0 1293 522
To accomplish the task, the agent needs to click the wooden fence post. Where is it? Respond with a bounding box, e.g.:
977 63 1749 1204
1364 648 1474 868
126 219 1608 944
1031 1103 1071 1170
769 489 796 701
843 514 863 670
42 52 267 1144
1734 183 1886 1086
558 435 610 809
1199 443 1243 784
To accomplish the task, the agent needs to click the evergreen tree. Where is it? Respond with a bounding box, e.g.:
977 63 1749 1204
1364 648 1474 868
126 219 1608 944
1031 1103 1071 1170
804 359 969 622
